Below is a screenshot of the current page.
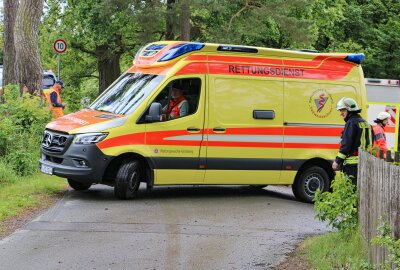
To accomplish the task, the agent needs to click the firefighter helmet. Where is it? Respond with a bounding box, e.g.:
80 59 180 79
377 111 390 121
336 97 360 111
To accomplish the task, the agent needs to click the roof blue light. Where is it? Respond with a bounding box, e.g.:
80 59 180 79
345 53 365 64
158 43 205 62
145 44 167 51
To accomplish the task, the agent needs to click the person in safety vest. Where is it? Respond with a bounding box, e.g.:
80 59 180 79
162 85 188 119
46 80 66 119
332 97 373 185
373 111 390 157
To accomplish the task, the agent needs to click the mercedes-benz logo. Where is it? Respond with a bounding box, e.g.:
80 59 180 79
43 132 53 148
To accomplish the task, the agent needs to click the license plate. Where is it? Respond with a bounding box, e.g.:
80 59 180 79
40 164 53 175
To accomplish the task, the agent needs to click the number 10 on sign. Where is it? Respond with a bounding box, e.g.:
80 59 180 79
53 39 67 80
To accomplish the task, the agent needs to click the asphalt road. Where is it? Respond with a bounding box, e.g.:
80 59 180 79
0 184 329 270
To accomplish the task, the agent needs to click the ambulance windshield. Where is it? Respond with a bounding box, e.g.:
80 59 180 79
90 73 164 115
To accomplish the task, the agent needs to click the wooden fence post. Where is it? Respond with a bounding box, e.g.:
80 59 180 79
386 150 392 162
358 149 400 269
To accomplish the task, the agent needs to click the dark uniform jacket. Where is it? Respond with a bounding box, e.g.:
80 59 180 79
335 113 373 167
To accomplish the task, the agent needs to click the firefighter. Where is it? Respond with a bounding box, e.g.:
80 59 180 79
373 111 390 157
332 97 373 185
47 80 66 119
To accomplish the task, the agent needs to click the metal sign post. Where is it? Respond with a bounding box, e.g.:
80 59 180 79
53 39 68 79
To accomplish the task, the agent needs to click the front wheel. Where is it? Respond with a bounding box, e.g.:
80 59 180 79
114 160 141 200
292 166 329 203
67 179 92 191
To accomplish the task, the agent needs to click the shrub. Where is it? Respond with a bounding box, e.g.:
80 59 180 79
371 220 400 269
0 85 51 177
0 159 17 185
314 172 358 232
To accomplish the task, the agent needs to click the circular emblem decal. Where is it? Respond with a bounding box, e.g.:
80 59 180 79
154 148 159 154
308 89 333 118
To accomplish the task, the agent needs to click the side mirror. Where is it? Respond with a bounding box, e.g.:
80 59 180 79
146 102 162 122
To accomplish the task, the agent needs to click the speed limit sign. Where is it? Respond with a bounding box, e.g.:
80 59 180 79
53 39 67 54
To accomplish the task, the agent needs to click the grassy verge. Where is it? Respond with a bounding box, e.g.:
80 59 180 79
0 173 67 231
300 230 371 270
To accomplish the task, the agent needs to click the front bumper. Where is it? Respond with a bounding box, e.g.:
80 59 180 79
40 140 113 184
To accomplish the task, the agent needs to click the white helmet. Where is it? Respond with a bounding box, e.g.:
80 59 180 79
336 97 360 112
377 111 390 121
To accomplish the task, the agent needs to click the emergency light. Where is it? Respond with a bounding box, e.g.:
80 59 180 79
158 43 205 62
344 53 365 64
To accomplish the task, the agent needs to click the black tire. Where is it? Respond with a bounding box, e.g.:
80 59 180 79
114 160 141 200
67 179 92 191
292 166 330 203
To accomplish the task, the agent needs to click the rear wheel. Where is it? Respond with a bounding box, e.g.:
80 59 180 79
292 166 329 203
67 179 92 191
114 160 141 200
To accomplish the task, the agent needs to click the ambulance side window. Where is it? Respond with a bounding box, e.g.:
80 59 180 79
153 78 201 121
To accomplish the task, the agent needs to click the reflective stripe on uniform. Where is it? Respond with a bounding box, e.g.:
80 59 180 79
358 122 372 152
344 156 359 165
337 152 347 159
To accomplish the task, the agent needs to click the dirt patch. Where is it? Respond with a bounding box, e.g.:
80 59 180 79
273 242 310 270
0 191 66 239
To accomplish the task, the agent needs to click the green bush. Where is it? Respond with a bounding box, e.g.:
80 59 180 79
372 220 400 269
0 85 51 177
314 172 358 232
0 159 17 185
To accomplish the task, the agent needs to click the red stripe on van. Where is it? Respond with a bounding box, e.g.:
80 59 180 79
97 127 342 150
207 55 283 65
97 133 145 149
127 66 171 75
185 55 208 61
284 143 339 149
206 141 283 148
284 127 343 136
208 127 284 135
175 62 208 75
176 55 355 80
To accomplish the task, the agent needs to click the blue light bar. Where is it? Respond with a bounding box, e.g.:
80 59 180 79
345 53 365 64
145 44 167 51
158 43 205 62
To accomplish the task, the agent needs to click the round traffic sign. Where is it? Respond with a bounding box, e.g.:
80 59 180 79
53 39 67 54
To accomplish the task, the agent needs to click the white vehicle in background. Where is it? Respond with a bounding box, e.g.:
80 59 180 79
365 78 400 151
0 67 57 92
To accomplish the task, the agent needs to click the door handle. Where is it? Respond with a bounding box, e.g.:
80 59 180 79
213 127 226 133
187 127 201 133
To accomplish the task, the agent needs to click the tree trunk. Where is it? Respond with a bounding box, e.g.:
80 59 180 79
165 0 176 40
97 53 121 94
180 0 191 41
14 0 44 94
3 0 19 86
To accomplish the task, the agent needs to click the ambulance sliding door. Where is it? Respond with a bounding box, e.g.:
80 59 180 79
204 76 284 184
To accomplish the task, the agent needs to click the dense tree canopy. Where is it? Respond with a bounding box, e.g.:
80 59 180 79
3 0 400 107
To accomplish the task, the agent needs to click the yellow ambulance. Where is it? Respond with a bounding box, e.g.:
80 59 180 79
39 41 367 203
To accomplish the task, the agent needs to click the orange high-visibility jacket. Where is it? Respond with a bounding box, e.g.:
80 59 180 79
47 86 64 119
373 124 387 156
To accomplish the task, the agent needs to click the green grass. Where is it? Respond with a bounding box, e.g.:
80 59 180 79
301 230 373 270
0 173 67 223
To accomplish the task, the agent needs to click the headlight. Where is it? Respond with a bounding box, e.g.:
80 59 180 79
73 133 108 145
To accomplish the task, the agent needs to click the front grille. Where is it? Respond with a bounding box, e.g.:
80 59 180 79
45 155 63 164
41 130 72 153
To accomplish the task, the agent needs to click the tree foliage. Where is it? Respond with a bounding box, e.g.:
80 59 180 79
3 0 399 104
